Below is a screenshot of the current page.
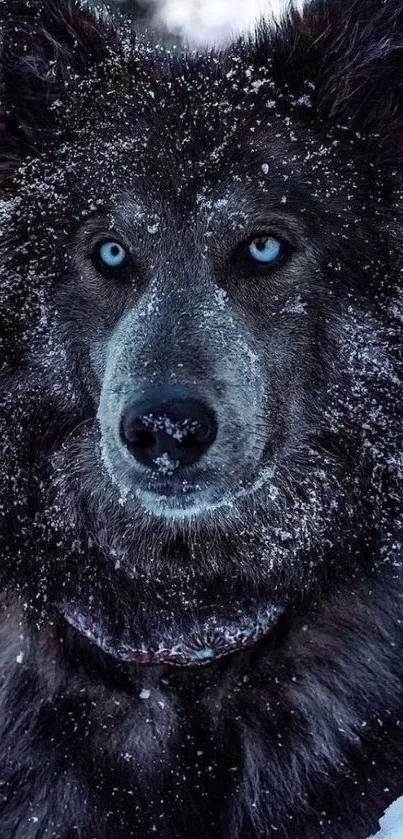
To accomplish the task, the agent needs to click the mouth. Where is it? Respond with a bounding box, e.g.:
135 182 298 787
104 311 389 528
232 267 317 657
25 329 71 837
61 601 284 667
140 478 201 498
130 464 279 521
134 481 222 519
133 473 252 519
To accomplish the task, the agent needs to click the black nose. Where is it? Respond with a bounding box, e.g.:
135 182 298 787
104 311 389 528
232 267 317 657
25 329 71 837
120 390 217 471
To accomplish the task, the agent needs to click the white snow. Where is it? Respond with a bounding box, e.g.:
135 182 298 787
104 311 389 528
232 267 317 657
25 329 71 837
372 798 403 839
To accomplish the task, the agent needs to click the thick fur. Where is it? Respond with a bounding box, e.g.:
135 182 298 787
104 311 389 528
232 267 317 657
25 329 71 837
1 1 403 837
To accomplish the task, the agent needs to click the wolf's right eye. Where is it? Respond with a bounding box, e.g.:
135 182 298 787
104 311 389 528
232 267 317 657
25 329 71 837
91 240 129 273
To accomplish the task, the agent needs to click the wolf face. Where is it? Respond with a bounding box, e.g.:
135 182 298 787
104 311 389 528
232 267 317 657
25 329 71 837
1 1 403 837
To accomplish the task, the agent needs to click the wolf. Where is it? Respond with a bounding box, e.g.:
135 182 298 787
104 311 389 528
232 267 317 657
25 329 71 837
0 0 403 837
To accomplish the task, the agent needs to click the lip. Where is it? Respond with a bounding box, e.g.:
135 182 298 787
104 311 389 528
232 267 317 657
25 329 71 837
135 485 209 514
61 602 285 667
144 480 200 497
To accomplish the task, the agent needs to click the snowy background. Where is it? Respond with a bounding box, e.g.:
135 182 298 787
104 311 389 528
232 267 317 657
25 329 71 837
113 1 402 836
115 0 300 44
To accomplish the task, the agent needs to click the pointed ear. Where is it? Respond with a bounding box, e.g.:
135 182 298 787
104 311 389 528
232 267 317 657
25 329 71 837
0 0 121 160
250 0 403 166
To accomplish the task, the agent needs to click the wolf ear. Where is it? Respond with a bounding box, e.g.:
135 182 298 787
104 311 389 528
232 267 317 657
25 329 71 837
0 0 120 157
250 0 403 165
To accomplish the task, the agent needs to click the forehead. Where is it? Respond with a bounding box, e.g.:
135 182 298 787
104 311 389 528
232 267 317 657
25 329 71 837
14 47 368 231
52 46 313 184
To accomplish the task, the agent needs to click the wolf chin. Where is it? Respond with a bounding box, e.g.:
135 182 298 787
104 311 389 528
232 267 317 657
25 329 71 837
1 0 403 836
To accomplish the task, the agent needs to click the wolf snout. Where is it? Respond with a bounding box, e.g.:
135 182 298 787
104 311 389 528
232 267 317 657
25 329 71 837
119 388 217 471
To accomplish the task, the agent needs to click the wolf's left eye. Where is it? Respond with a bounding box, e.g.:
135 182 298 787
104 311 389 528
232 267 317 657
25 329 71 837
94 240 128 270
248 236 283 264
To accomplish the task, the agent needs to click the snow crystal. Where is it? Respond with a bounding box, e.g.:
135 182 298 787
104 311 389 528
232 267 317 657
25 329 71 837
281 296 308 316
147 219 160 235
389 300 403 323
297 94 312 108
153 453 179 475
139 688 151 700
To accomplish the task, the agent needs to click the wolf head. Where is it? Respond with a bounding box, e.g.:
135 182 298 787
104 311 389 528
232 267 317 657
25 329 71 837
1 0 403 664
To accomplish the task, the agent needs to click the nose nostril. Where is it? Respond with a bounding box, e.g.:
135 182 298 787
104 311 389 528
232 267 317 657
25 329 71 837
181 435 202 449
132 429 157 452
120 419 159 459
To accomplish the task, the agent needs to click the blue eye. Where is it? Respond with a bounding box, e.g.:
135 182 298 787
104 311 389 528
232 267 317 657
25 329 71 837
97 241 127 269
248 236 283 264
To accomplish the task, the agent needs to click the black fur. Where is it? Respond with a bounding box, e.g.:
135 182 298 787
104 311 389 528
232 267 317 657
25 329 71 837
1 1 403 837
